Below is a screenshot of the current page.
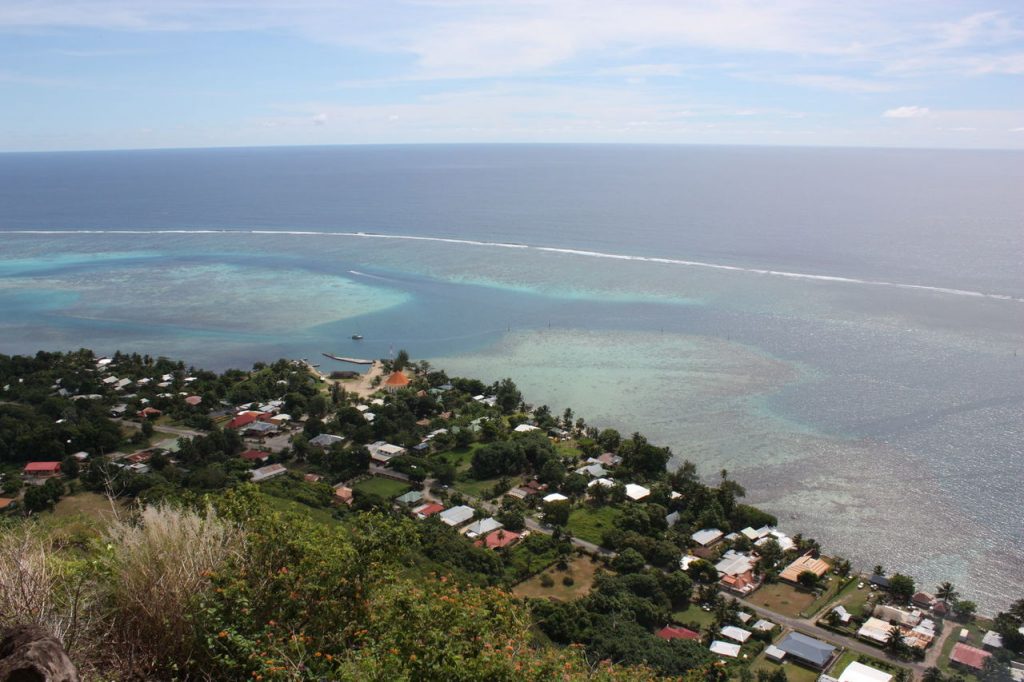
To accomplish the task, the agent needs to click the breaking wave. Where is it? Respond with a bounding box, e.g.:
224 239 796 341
6 228 1022 303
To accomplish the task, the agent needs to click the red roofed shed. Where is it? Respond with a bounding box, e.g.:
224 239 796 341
950 643 991 671
656 626 701 642
24 461 62 476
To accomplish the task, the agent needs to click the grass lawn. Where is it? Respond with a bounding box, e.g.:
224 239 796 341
828 649 907 679
672 604 718 632
353 476 410 499
50 492 122 521
434 444 482 472
554 441 582 459
512 555 604 602
565 505 623 545
802 575 853 618
938 620 986 681
747 582 818 618
265 495 337 526
453 475 503 499
750 656 820 682
833 579 878 618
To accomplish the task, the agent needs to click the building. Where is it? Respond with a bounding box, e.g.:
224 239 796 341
367 441 406 464
226 412 261 430
779 554 831 584
709 641 741 658
309 433 345 448
250 463 287 483
624 483 651 501
242 421 278 438
0 498 15 512
475 529 521 550
857 618 895 645
333 486 354 506
240 449 270 463
23 461 62 483
716 550 760 595
513 423 539 433
720 626 752 643
764 645 786 662
543 492 569 503
873 605 921 627
836 662 892 682
413 503 445 519
395 490 424 506
383 371 410 392
656 626 700 642
949 643 991 671
691 528 724 547
776 632 836 670
438 505 475 527
463 517 502 538
982 631 1004 650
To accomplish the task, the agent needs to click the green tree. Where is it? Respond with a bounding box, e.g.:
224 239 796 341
889 573 915 602
797 570 820 589
611 548 646 574
542 500 570 527
922 667 945 682
953 599 977 621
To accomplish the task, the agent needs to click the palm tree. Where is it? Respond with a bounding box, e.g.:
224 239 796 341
936 581 959 606
885 625 906 655
922 666 945 682
873 564 885 576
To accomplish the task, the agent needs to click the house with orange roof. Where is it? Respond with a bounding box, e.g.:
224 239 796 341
383 371 410 393
779 553 831 584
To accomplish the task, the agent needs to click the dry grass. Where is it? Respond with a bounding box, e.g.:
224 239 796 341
512 555 603 602
102 504 244 673
0 524 97 647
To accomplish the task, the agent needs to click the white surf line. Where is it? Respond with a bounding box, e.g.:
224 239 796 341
6 228 1022 304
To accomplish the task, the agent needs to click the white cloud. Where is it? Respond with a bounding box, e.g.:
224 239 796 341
598 63 686 78
883 106 931 118
311 112 328 126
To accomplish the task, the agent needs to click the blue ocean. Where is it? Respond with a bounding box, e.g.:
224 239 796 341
1 144 1022 611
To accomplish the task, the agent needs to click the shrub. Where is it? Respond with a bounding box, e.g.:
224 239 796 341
540 573 555 588
562 576 575 586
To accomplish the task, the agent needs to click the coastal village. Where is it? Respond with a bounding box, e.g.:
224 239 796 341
1 349 1022 682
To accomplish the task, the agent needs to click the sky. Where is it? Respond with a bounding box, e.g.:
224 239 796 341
1 0 1023 151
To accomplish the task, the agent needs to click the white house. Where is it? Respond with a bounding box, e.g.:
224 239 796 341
624 483 650 501
439 505 475 527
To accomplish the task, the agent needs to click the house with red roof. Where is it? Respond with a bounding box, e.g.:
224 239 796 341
475 529 521 550
240 449 270 463
656 626 701 642
412 502 444 519
136 407 162 419
23 461 62 483
0 498 15 512
949 643 990 671
226 411 261 430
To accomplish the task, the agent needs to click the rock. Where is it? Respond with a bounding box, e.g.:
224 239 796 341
0 625 78 682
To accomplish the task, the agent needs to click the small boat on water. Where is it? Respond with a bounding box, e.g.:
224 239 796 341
351 334 364 340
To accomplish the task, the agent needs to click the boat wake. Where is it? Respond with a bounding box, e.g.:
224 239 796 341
6 228 1022 304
